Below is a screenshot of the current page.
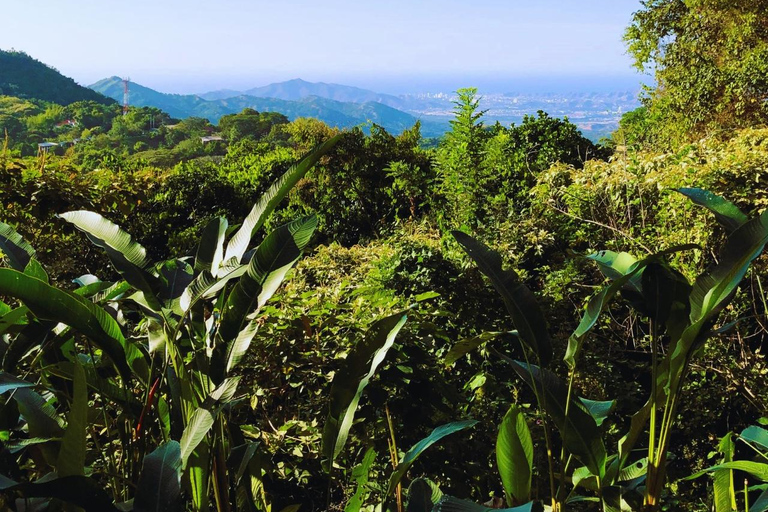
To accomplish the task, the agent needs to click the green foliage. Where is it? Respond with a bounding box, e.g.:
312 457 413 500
623 0 768 146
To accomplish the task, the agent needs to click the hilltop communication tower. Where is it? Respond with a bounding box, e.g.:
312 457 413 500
122 77 130 115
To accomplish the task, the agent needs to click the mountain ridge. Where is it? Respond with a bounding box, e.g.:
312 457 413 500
0 49 114 106
90 76 445 136
199 78 405 109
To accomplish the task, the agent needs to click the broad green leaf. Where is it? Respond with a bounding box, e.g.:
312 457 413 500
566 245 697 369
1 475 119 511
60 211 162 310
0 372 35 394
179 408 215 467
503 357 606 479
14 388 64 438
0 268 147 382
209 375 241 403
194 217 227 273
641 262 691 341
0 305 28 337
712 433 736 512
218 215 318 343
56 361 87 477
5 436 60 453
676 188 748 233
24 258 48 283
752 488 768 512
226 319 260 374
689 210 768 324
687 461 768 482
215 216 317 381
134 441 182 512
157 259 194 301
433 495 543 512
0 221 36 271
322 312 407 471
664 211 768 415
497 405 533 506
580 398 616 427
385 420 477 497
59 211 149 268
453 231 552 365
224 134 340 263
345 447 377 512
406 477 443 512
587 250 641 291
741 425 768 452
617 457 648 481
443 331 507 366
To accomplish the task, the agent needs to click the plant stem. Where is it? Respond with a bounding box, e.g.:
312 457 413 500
385 403 403 512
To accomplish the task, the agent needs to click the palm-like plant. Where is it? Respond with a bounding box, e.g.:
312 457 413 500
445 188 768 511
0 135 339 510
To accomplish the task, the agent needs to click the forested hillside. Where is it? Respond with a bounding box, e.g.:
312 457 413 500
0 2 767 511
0 49 113 106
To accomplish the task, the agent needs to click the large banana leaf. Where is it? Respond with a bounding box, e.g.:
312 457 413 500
385 420 478 498
740 425 768 451
134 441 182 512
0 221 36 271
497 405 533 506
712 433 737 512
641 262 691 341
218 215 318 343
214 215 318 381
194 217 227 273
675 188 748 233
56 361 87 477
59 211 162 310
322 312 407 471
180 408 214 467
59 211 149 268
452 231 552 365
224 134 341 263
666 210 768 400
688 210 768 323
0 268 147 381
502 357 606 479
587 250 642 291
566 245 697 369
686 461 768 482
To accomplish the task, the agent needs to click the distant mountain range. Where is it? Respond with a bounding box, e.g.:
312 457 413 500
0 47 637 141
90 76 445 136
0 49 114 106
200 78 406 109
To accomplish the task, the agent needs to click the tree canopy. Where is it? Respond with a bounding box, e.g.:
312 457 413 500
624 0 768 145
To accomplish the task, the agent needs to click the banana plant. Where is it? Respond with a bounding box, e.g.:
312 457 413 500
687 423 768 512
563 188 768 510
0 135 340 510
446 188 768 511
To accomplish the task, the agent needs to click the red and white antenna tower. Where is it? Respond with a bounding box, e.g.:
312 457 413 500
122 77 130 115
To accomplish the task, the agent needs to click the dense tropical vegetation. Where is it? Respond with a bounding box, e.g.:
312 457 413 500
1 2 768 511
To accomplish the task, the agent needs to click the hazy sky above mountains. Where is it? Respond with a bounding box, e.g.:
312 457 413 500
0 0 646 94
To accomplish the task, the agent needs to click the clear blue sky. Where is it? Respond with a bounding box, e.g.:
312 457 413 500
0 0 645 94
